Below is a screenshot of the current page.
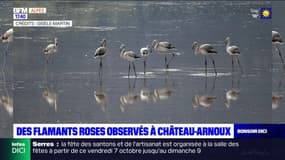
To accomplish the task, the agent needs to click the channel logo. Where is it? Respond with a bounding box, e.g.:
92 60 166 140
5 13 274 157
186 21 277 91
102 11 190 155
11 142 26 154
13 8 28 20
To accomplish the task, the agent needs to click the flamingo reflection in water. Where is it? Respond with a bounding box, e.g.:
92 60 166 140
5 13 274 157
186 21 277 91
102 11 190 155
192 95 216 108
272 92 283 110
42 62 58 112
120 78 140 112
225 74 241 108
94 91 108 112
94 75 108 112
225 89 240 108
0 96 13 117
140 77 155 103
272 75 284 110
0 41 13 116
153 87 175 102
192 76 217 108
42 91 57 111
153 71 175 102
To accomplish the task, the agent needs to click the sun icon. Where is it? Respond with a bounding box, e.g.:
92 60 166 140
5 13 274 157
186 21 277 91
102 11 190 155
262 9 270 17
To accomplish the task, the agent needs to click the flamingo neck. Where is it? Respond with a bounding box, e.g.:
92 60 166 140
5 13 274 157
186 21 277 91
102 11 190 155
102 41 106 47
226 40 230 48
155 43 159 49
195 96 200 106
194 45 199 54
120 49 125 57
152 41 158 49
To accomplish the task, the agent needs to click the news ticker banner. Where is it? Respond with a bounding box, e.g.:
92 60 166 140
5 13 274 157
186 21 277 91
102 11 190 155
13 124 285 139
1 138 278 160
0 124 282 160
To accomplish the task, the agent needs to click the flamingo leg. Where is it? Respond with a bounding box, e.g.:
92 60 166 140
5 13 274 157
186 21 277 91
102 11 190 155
133 76 137 89
132 62 137 77
231 73 234 88
276 45 285 66
99 61 103 80
164 55 167 68
166 53 175 69
236 56 244 74
210 56 217 76
128 62 131 78
232 56 234 73
204 75 208 90
99 57 103 67
4 43 9 56
46 54 50 63
144 59 146 75
212 75 216 91
204 56 207 76
100 57 103 79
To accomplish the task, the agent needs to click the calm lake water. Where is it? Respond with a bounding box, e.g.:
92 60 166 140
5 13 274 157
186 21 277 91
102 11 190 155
1 1 275 137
